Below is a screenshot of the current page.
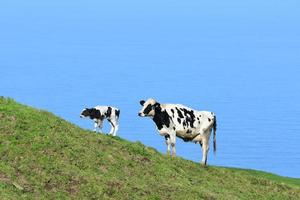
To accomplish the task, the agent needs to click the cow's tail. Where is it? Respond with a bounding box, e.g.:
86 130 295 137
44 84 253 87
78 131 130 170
116 109 120 119
213 115 217 155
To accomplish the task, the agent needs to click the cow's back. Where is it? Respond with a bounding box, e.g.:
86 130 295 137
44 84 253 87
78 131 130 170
94 106 119 119
162 104 214 138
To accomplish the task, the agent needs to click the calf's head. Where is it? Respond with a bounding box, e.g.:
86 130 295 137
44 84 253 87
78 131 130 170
138 98 160 117
80 108 101 119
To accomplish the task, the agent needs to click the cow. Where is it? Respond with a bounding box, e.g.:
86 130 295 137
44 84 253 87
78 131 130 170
138 98 217 165
80 106 120 136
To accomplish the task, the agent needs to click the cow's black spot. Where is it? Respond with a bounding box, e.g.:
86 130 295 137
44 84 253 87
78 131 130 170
176 108 184 118
90 108 101 119
200 115 201 117
171 109 175 117
173 127 176 130
143 104 153 115
115 109 120 118
186 129 192 134
106 107 112 117
165 134 170 140
208 118 211 122
153 105 170 130
177 118 181 124
180 108 195 128
197 117 199 120
183 121 186 127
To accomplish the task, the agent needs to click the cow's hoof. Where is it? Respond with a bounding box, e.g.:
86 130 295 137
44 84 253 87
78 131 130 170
200 162 207 167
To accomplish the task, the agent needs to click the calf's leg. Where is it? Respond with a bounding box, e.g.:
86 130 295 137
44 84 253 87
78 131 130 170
107 119 115 135
97 120 104 133
113 124 119 136
93 122 98 132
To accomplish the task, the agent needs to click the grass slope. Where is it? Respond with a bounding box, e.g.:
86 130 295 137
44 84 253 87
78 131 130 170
0 97 300 200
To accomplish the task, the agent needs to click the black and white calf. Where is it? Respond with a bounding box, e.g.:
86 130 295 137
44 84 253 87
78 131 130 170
138 98 217 165
80 106 120 136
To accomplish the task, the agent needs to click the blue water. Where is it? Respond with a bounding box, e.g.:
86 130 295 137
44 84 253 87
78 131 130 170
1 1 300 178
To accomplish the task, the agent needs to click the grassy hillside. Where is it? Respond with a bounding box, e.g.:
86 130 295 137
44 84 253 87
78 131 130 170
0 97 299 200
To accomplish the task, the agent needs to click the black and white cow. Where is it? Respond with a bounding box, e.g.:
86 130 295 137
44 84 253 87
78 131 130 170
80 106 120 136
138 98 217 165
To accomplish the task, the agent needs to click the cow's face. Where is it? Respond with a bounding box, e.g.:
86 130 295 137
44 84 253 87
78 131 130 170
138 98 159 117
80 108 101 119
80 108 92 118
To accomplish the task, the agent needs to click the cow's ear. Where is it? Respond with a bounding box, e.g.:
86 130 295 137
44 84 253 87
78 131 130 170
140 100 145 106
154 103 160 108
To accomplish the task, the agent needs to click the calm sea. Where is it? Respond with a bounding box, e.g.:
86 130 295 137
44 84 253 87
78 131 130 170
1 0 299 177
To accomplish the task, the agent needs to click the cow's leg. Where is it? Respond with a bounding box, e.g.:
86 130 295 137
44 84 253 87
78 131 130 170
107 119 115 135
93 121 98 132
201 138 210 166
111 119 119 136
165 135 171 156
170 131 176 157
113 124 119 136
97 120 104 133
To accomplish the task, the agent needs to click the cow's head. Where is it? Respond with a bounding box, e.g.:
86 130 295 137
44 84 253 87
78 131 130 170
138 98 160 117
80 108 101 119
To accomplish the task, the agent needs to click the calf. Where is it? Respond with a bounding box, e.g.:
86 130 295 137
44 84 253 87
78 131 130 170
80 106 120 136
138 98 217 165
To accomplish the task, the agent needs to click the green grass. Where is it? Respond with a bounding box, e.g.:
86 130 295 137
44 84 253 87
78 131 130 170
0 97 299 200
